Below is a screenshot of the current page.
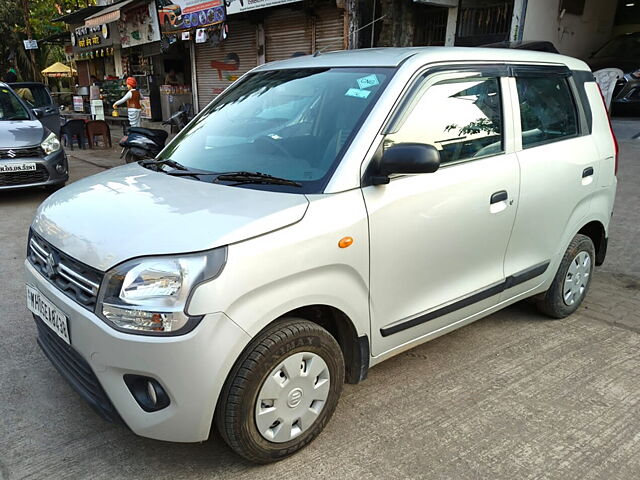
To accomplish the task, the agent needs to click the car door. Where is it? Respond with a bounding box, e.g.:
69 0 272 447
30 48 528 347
501 68 600 299
362 69 520 357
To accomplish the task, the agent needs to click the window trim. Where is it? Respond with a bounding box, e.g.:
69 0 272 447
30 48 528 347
514 74 581 151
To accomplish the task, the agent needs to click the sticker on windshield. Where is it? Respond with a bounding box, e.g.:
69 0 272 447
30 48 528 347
357 74 380 90
345 88 371 99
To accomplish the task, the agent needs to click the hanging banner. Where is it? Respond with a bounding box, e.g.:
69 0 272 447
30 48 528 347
119 2 161 48
156 0 225 33
225 0 303 15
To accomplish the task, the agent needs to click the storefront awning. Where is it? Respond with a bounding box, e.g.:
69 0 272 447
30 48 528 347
84 0 138 27
52 5 104 24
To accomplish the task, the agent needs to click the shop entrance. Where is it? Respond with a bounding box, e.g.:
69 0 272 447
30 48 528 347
158 40 194 121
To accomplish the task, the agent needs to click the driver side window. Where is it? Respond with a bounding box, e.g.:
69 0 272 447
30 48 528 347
385 75 504 166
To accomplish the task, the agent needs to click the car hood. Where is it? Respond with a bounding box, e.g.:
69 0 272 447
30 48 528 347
0 119 44 148
587 57 638 74
32 164 310 271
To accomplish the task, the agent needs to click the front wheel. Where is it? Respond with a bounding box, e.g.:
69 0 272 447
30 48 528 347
215 318 344 463
537 234 595 318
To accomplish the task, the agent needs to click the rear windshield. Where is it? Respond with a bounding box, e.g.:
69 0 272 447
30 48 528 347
0 87 30 120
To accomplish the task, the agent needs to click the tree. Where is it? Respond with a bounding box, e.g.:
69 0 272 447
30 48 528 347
1 0 88 81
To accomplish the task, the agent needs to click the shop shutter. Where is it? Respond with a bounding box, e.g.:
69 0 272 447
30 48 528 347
313 5 345 53
194 21 257 110
265 9 312 63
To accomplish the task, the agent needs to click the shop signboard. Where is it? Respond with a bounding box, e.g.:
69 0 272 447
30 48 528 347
119 2 162 48
225 0 303 15
71 23 116 53
156 0 225 33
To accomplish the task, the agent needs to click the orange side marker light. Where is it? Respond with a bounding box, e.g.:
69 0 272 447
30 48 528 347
338 236 354 249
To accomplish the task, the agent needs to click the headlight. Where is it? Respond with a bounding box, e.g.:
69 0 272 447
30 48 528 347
632 69 640 79
41 132 61 155
97 248 226 335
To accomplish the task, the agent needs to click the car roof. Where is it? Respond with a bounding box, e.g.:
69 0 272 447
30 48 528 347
7 82 48 88
254 46 589 72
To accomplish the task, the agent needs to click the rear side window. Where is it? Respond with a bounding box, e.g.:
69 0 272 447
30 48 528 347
516 76 578 148
386 76 503 165
14 85 52 108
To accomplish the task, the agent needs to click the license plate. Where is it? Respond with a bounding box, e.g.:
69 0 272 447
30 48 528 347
26 285 70 345
0 162 36 173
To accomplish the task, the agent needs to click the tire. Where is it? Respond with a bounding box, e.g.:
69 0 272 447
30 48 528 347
215 318 344 463
45 182 65 193
123 150 136 164
537 234 595 319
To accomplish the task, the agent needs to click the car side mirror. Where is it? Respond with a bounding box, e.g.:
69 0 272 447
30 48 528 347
372 143 441 185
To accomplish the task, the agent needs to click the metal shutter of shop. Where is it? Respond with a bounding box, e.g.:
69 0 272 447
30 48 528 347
265 9 312 63
313 5 345 53
195 21 257 110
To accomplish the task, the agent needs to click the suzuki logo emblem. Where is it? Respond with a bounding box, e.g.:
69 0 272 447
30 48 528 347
45 252 57 278
7 149 16 158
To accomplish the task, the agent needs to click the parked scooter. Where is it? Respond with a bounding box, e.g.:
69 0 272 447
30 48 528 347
119 109 187 163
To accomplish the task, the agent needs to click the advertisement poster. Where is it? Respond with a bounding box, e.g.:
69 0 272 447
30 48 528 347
119 2 161 48
156 0 225 33
225 0 302 15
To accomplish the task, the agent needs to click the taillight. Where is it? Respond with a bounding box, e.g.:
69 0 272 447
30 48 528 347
597 84 619 175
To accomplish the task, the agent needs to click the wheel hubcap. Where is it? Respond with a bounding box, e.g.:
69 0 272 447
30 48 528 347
255 351 330 443
562 251 592 306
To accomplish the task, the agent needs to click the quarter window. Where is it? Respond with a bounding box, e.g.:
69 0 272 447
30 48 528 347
516 76 578 148
385 76 503 166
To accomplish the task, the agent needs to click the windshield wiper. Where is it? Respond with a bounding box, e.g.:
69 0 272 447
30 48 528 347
214 171 302 187
140 158 189 171
140 158 208 179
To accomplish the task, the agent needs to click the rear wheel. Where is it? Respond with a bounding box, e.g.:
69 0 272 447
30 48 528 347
537 234 595 318
215 318 344 463
123 150 136 164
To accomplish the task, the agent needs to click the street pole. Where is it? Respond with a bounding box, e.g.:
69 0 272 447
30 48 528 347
21 0 39 81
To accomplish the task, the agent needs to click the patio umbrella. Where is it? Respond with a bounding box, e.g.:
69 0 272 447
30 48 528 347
41 62 77 78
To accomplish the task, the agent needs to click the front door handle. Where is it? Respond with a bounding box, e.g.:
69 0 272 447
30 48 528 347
582 167 594 178
490 190 508 204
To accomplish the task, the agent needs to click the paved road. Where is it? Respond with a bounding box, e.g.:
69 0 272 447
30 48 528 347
0 127 638 479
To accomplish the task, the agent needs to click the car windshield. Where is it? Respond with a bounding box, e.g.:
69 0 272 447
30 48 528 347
158 67 393 193
593 35 640 58
0 87 30 121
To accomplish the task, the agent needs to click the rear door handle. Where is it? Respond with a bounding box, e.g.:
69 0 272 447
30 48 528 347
582 167 594 178
490 190 508 204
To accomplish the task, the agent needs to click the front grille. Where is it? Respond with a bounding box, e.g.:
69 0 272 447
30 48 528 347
28 230 104 311
0 146 44 159
34 316 123 424
0 164 48 186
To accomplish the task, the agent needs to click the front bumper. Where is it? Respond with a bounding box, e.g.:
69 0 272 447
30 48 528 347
0 148 68 191
25 260 251 443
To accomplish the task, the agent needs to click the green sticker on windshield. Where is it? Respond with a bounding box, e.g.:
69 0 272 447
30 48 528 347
345 88 371 99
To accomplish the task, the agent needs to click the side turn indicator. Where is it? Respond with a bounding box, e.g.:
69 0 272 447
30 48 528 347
338 237 354 249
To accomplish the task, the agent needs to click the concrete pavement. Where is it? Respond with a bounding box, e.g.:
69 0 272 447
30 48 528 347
0 122 638 479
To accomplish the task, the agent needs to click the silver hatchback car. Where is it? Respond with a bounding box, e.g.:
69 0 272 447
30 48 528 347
25 47 617 463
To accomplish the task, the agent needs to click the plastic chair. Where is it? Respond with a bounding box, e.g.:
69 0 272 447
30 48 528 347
86 120 112 148
593 68 623 112
60 119 87 150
